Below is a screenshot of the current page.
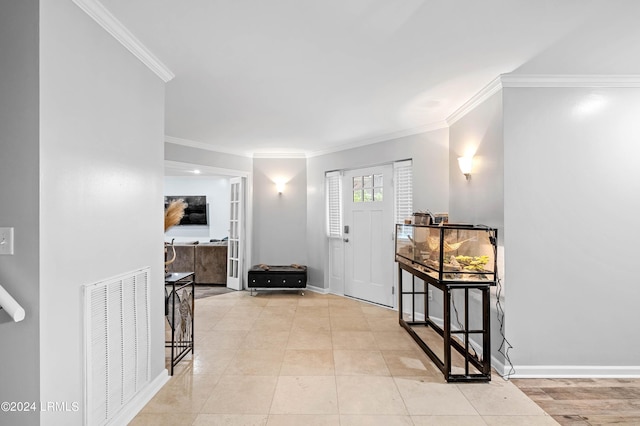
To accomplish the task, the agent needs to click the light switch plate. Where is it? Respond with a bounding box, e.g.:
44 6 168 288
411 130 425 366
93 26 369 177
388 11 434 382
0 227 14 255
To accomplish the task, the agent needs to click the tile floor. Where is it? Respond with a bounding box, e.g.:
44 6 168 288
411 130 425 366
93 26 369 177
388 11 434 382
130 290 557 425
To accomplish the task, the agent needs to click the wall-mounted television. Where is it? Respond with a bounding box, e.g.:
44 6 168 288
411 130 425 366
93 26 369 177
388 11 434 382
164 195 208 225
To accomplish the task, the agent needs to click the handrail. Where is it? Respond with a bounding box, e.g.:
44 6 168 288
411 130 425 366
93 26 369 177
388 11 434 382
0 284 25 322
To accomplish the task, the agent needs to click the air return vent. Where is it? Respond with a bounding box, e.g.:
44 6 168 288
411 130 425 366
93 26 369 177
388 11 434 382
84 268 151 426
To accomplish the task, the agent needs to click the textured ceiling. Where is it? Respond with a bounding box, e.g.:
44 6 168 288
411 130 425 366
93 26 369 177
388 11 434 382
102 0 640 156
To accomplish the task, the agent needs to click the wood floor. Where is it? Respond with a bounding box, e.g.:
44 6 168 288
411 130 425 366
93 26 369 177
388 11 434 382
512 378 640 425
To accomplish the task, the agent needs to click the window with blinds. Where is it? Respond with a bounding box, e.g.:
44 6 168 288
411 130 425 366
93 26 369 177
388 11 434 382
325 171 342 237
394 160 413 224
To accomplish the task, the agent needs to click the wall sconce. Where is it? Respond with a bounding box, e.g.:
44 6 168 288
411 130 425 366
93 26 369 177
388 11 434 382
275 181 286 194
457 156 473 181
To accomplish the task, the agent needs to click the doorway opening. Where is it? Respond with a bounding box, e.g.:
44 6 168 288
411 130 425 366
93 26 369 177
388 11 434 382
164 160 252 291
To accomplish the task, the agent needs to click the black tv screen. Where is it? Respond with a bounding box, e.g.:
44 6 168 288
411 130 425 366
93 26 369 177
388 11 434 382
165 195 208 225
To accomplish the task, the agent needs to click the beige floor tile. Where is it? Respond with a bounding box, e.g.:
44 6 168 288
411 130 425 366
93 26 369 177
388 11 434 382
192 349 237 375
198 330 249 350
251 316 294 331
192 414 269 426
329 305 365 317
266 414 340 425
270 376 339 415
166 359 195 376
330 316 371 331
201 376 278 414
394 377 478 416
297 298 330 307
360 305 397 318
241 330 290 350
411 415 488 425
373 330 419 350
367 317 403 331
482 416 559 425
291 316 331 332
222 305 265 318
336 376 407 415
328 298 364 308
381 350 435 377
332 331 377 350
294 306 330 317
235 294 271 306
457 380 548 416
128 412 198 425
133 292 573 425
199 299 238 308
141 373 219 413
334 350 390 376
213 316 258 331
266 297 300 307
280 350 335 376
340 414 414 425
259 306 298 318
194 312 226 331
287 329 333 350
223 349 284 375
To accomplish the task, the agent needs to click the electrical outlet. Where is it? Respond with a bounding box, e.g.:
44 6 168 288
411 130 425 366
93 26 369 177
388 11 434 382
0 227 14 255
428 289 433 301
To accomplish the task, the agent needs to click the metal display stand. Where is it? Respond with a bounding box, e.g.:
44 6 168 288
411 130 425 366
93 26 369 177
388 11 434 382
397 261 493 382
165 272 195 375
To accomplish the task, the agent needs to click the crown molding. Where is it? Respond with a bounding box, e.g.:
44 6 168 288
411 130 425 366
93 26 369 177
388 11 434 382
72 0 175 82
252 152 307 159
164 135 253 158
446 73 640 126
306 121 448 158
500 74 640 88
446 75 503 127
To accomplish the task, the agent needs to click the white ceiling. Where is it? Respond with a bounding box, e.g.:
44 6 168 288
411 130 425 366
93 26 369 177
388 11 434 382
101 0 640 157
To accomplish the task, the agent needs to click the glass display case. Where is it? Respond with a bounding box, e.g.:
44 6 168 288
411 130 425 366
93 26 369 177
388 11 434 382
395 224 497 284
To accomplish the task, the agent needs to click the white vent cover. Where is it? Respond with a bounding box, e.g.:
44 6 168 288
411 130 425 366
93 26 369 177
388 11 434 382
84 268 151 426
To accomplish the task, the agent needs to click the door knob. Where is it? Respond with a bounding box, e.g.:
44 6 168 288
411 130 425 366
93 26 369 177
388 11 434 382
343 238 349 242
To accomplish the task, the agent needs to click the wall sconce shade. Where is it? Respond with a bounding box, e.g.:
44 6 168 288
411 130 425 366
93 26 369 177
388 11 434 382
457 156 473 181
275 182 286 194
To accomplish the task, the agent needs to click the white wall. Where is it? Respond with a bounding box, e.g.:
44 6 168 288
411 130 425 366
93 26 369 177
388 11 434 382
0 1 40 425
164 176 231 242
165 142 253 173
39 1 166 424
306 129 449 289
503 87 640 374
449 92 504 233
448 91 506 368
252 158 308 265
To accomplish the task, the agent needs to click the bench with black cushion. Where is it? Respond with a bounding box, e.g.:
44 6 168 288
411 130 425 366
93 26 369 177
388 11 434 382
247 264 307 290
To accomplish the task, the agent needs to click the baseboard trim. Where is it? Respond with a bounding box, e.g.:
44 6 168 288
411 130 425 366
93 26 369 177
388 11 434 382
109 369 169 425
306 284 329 294
510 365 640 378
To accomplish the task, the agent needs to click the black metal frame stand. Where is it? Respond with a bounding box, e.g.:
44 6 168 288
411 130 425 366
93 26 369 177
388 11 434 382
165 272 195 375
397 261 492 382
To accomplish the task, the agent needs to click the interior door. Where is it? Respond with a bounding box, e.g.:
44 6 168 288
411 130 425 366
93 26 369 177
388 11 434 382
227 177 244 290
343 165 394 307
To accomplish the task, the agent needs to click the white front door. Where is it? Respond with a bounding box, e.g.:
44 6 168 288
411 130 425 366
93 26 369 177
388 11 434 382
343 165 394 307
227 177 244 290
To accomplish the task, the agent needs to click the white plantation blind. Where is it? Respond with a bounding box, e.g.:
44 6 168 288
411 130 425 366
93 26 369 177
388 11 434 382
394 160 413 224
325 171 342 237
